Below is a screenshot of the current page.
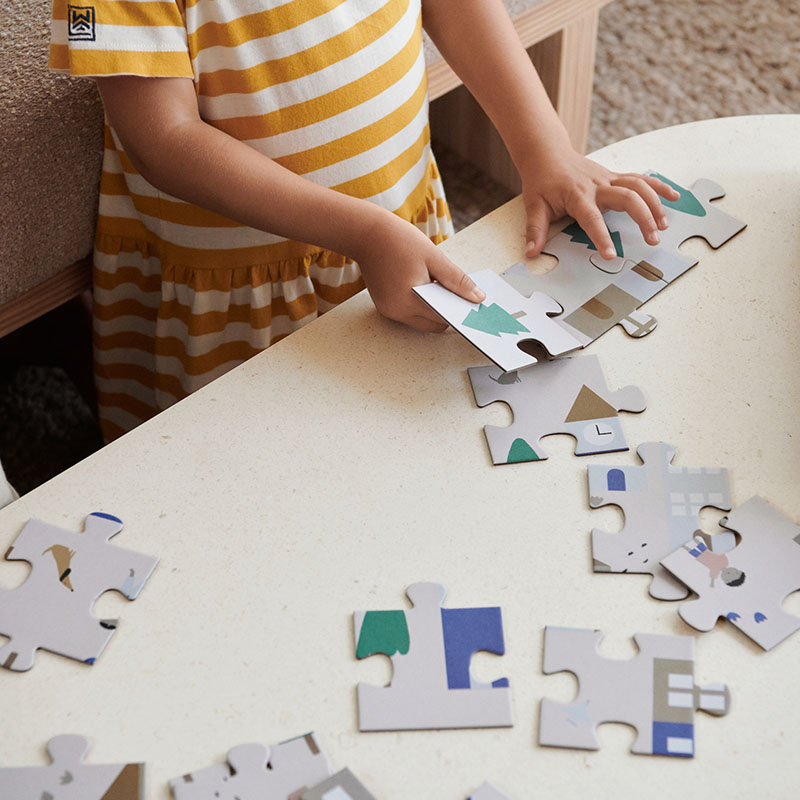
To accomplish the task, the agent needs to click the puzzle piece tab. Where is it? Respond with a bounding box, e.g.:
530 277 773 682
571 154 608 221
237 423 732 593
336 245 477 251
468 354 646 464
467 781 512 800
661 496 800 650
0 513 158 671
169 734 332 800
0 734 144 799
540 626 729 757
354 582 513 730
588 442 732 599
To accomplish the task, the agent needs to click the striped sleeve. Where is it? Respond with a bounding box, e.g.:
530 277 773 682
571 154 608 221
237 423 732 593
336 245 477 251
49 0 194 78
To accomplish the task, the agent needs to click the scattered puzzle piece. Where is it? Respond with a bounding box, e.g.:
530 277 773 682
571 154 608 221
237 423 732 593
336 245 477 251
0 734 144 799
354 582 513 730
539 626 729 757
468 354 646 464
0 513 158 671
660 495 800 650
300 768 377 800
502 174 746 346
169 734 332 800
588 442 732 599
466 781 512 800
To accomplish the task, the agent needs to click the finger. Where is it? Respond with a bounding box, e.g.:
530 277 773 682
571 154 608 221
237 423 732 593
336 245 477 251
524 199 552 257
640 173 681 202
597 186 660 247
570 200 617 259
613 174 669 230
426 251 486 303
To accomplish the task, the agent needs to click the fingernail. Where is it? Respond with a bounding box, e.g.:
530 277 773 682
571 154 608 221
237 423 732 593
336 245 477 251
647 231 660 245
603 247 616 259
471 286 486 302
659 216 669 229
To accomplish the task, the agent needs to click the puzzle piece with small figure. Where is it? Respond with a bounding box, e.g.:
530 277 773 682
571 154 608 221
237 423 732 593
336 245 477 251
660 495 800 650
540 626 730 757
466 781 513 800
0 734 144 799
468 354 646 465
502 173 746 346
354 582 513 730
0 512 158 671
169 734 333 800
588 442 732 599
300 768 377 800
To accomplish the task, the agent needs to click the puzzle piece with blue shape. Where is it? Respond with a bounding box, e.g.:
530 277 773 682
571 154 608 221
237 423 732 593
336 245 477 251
468 354 646 465
588 442 732 599
0 512 158 671
660 495 800 650
354 582 513 730
540 626 729 757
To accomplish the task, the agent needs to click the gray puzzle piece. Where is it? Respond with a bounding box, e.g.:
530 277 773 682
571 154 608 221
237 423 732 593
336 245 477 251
354 582 513 730
468 354 646 465
540 626 729 757
0 513 158 671
0 734 144 799
300 768 376 800
661 496 800 650
467 781 513 800
169 734 332 800
588 442 732 599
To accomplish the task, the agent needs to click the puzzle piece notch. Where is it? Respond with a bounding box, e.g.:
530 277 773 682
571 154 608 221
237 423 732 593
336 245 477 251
0 734 144 799
539 626 730 757
300 768 377 800
660 495 800 650
354 582 513 730
468 354 646 465
467 781 513 800
0 513 159 671
588 441 732 600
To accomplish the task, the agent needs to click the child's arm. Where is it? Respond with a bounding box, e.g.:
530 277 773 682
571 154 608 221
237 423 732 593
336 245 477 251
422 0 680 259
94 76 485 333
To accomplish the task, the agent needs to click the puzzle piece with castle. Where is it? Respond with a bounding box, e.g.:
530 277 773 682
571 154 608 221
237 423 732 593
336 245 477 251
588 442 732 599
0 734 144 799
414 174 744 369
354 582 513 730
468 354 646 464
661 495 800 650
539 626 730 757
0 512 158 671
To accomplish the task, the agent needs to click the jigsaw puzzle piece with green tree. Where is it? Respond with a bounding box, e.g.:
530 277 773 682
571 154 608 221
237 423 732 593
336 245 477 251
660 496 800 650
539 626 729 757
0 512 158 671
354 582 513 730
588 442 732 599
0 734 144 799
468 354 646 465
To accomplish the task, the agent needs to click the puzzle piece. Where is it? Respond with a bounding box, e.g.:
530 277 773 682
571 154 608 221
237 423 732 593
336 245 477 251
354 582 513 730
169 734 332 800
539 626 729 757
413 269 583 372
660 496 800 650
300 768 376 800
0 513 158 671
468 354 646 464
0 734 144 799
503 174 746 346
466 781 512 800
588 442 732 599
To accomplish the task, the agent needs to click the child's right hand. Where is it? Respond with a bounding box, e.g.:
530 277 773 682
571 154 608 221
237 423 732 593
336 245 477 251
353 211 485 333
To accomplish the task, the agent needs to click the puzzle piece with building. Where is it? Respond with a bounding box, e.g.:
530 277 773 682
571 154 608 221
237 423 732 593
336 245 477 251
354 582 513 730
0 512 158 671
466 781 513 800
169 734 332 800
468 354 646 465
661 495 800 650
539 626 729 757
588 442 732 599
0 734 144 799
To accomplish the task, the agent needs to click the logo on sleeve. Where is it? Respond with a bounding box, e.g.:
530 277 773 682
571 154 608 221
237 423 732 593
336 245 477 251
67 5 96 41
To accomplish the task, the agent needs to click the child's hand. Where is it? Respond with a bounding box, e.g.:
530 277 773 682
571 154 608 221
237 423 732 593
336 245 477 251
521 151 681 260
354 211 485 333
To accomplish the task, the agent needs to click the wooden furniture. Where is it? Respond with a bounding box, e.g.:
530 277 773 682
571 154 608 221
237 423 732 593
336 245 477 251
1 116 798 798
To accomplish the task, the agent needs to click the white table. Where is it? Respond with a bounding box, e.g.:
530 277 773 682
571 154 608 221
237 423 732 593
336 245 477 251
1 115 799 798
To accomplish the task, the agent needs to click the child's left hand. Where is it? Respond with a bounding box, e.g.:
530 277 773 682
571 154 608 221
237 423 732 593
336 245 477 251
520 149 681 261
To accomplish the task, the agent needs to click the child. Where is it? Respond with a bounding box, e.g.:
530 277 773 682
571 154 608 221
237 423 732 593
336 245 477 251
49 0 678 441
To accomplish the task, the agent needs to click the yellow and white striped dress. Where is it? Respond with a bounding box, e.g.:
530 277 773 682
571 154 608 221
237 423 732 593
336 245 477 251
49 0 453 440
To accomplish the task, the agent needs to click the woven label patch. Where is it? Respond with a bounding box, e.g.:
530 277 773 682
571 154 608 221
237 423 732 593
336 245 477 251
67 5 96 41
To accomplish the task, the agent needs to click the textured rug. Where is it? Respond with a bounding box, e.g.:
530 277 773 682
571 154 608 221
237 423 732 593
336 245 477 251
1 0 798 494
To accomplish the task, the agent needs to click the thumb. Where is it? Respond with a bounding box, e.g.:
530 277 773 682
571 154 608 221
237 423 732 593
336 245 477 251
525 199 552 258
427 250 486 304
